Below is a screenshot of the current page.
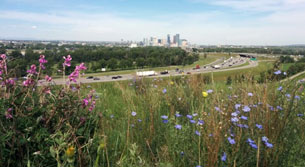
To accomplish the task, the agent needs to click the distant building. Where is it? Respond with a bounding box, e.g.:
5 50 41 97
167 34 171 45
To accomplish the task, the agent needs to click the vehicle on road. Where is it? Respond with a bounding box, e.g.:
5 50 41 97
117 76 122 78
187 72 191 74
86 76 94 79
112 76 118 79
160 70 169 75
136 71 157 77
93 77 100 80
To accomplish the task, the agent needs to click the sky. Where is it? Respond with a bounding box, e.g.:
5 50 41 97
0 0 305 45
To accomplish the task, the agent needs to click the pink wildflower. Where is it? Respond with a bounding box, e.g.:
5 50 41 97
89 100 96 111
39 55 48 70
45 75 52 82
68 63 86 83
23 78 35 87
6 79 15 86
27 64 38 74
82 98 89 107
5 108 13 119
63 55 72 67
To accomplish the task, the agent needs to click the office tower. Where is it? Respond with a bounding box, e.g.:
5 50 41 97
167 34 171 45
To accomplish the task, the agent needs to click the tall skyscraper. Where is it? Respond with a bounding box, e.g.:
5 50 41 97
175 34 180 46
167 34 171 45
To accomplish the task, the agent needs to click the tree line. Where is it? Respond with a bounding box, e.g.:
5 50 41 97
1 46 199 77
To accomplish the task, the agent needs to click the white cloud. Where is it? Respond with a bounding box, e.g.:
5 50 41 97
31 25 37 29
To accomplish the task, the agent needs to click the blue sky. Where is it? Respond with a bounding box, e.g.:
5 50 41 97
1 0 305 45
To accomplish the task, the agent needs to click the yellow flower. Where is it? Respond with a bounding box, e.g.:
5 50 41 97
66 146 75 157
302 92 305 96
170 81 174 85
202 91 208 98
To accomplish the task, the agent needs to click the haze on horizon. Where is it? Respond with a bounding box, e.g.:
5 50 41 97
0 0 305 45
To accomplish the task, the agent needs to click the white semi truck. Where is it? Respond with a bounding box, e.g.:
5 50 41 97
136 71 157 77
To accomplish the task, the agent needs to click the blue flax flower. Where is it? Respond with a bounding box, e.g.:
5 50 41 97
162 88 167 94
231 117 239 123
240 116 248 120
277 86 283 91
131 111 137 116
231 112 238 117
190 120 196 124
175 124 182 130
235 104 241 110
256 124 263 129
228 137 236 144
221 152 227 162
215 107 221 111
163 120 169 124
276 106 283 110
195 130 201 136
175 113 182 117
197 120 204 125
248 92 253 97
265 142 273 148
274 70 281 75
207 89 213 93
243 106 251 112
186 115 193 119
161 115 168 119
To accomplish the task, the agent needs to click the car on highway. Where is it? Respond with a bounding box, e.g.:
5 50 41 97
93 77 100 80
160 70 169 75
112 76 118 79
86 76 94 79
117 76 122 78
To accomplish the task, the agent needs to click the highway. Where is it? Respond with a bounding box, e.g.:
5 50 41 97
45 57 258 85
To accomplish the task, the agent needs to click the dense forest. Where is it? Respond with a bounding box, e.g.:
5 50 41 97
0 46 198 77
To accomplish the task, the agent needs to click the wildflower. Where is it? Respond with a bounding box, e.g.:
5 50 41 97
295 95 300 100
231 117 239 123
170 81 174 85
66 146 75 157
202 91 208 97
256 124 263 129
215 107 220 112
247 138 258 149
221 152 227 162
190 120 196 124
240 115 248 120
82 98 89 107
195 130 201 136
5 108 13 119
243 124 249 128
242 106 251 112
297 113 304 117
175 113 182 117
131 111 137 116
285 94 291 98
175 124 182 130
265 142 273 148
23 78 34 87
138 119 142 122
207 89 213 93
193 113 198 117
277 86 283 91
88 100 96 111
161 115 168 119
197 120 204 125
274 70 281 75
284 72 287 75
231 112 238 117
180 151 185 156
45 75 52 82
276 106 283 111
163 120 169 124
162 88 167 94
63 55 72 67
235 104 241 110
27 64 38 74
39 55 47 69
248 92 253 97
227 137 236 144
186 115 193 119
110 114 114 118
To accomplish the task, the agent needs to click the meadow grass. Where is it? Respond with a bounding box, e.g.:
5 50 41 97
85 74 305 167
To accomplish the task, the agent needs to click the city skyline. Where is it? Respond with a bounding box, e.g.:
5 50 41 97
1 0 305 45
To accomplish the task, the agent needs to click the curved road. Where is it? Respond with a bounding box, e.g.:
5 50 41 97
47 58 259 85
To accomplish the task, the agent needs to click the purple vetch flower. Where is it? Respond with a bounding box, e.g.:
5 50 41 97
161 115 168 119
195 130 201 136
240 115 248 120
248 93 253 97
256 124 263 129
190 120 196 124
162 88 167 94
5 108 13 119
227 137 236 144
274 70 281 75
231 117 239 123
131 111 137 116
186 115 193 119
175 124 182 130
243 106 251 112
297 113 304 117
221 152 227 162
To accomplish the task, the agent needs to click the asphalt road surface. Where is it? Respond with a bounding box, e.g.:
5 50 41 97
45 57 258 85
